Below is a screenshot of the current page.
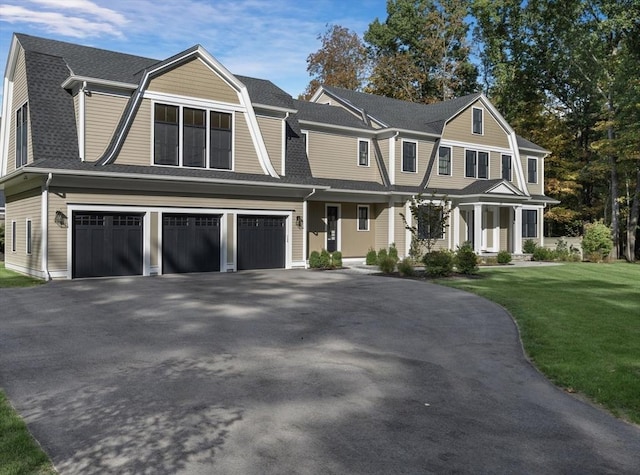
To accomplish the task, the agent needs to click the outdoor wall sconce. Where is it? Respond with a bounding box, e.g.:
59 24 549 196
296 215 303 228
54 210 68 228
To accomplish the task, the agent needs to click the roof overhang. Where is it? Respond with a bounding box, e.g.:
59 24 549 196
298 119 376 136
61 75 138 91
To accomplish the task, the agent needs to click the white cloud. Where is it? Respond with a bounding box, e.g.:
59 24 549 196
27 0 127 26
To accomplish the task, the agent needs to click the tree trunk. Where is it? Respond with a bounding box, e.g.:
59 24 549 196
607 92 619 259
626 167 640 262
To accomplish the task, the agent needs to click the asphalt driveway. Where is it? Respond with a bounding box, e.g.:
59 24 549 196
1 270 639 474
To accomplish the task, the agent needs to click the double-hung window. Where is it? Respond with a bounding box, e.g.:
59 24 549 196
357 205 369 231
472 107 483 135
522 210 537 237
26 219 32 255
11 221 16 253
154 103 232 170
358 140 369 166
438 146 451 176
16 103 28 168
502 154 512 181
528 158 538 184
417 206 444 240
477 151 489 178
402 141 417 173
465 149 489 179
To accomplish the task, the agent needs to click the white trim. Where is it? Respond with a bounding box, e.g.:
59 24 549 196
357 138 371 167
508 133 528 195
325 203 341 252
61 75 137 91
453 205 461 249
527 156 539 184
4 261 47 279
401 139 418 173
501 153 513 181
251 103 297 114
388 199 395 250
0 78 14 176
493 206 500 252
41 180 49 278
463 147 491 180
144 90 246 113
301 130 309 157
472 106 484 135
439 139 512 155
281 117 287 176
78 84 86 161
388 135 397 184
297 119 377 136
404 200 412 255
437 145 452 177
357 204 370 231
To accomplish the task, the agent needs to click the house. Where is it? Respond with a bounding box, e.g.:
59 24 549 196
0 33 557 279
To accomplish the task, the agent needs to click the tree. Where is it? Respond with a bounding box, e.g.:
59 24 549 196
401 192 451 260
301 25 368 99
364 0 478 103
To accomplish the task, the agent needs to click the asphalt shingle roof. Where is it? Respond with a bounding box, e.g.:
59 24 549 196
293 100 373 130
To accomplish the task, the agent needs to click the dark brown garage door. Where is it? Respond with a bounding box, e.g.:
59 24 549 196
73 212 143 278
162 214 221 274
237 215 286 270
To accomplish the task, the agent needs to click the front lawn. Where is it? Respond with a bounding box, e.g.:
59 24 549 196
0 262 43 288
438 262 640 424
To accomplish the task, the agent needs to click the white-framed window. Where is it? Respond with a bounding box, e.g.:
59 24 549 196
502 154 512 181
417 205 445 240
357 205 369 231
527 157 538 184
11 220 16 253
153 102 232 170
402 140 417 173
464 149 489 179
358 139 370 167
472 107 484 135
438 146 451 176
26 219 32 255
522 209 538 237
16 102 29 168
301 130 309 156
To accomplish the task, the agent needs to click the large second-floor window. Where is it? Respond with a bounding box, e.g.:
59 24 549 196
502 154 512 181
154 103 232 169
402 141 417 173
438 146 451 176
16 103 28 168
465 150 489 179
472 107 483 135
528 157 538 184
522 209 537 237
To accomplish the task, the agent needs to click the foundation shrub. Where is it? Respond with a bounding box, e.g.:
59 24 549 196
378 256 396 274
319 249 332 268
388 243 399 262
331 251 343 268
366 248 378 265
423 250 454 277
497 250 512 264
377 248 388 264
309 251 321 268
397 258 415 277
532 246 555 261
455 243 479 275
523 239 537 254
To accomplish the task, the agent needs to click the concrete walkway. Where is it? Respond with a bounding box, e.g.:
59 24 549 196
1 270 638 474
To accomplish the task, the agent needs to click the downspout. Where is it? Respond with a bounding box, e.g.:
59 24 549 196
79 81 87 161
302 188 317 268
42 173 52 281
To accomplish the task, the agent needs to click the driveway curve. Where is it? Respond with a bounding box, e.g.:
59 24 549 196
1 269 638 474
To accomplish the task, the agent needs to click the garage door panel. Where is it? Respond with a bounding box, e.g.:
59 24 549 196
237 216 285 270
162 214 220 274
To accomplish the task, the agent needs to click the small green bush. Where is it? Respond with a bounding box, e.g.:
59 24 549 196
319 249 332 268
582 221 613 262
497 250 512 264
377 248 388 264
423 250 454 277
455 243 479 275
366 248 378 265
378 256 396 274
532 246 555 261
309 251 321 268
331 251 343 268
388 243 399 262
397 258 414 277
523 239 537 254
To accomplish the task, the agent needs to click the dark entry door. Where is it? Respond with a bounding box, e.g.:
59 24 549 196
162 214 221 274
73 212 143 278
326 206 338 252
237 215 286 270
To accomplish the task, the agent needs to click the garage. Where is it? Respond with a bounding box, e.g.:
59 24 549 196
237 215 286 270
162 214 221 274
73 212 143 278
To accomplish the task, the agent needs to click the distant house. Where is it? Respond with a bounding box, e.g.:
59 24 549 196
0 33 557 279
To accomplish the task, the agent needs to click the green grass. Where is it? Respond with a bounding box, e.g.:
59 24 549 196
438 262 640 424
0 262 43 288
0 391 55 475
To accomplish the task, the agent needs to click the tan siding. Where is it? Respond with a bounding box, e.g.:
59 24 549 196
443 101 510 149
307 201 325 255
5 189 42 273
150 212 159 267
341 203 375 257
307 130 382 182
116 99 152 165
521 154 545 195
7 47 29 174
486 209 494 248
374 203 389 250
47 191 67 272
257 115 283 175
393 203 407 256
84 92 129 161
376 138 390 177
429 146 503 190
234 113 264 174
394 138 434 187
500 208 509 251
148 58 240 104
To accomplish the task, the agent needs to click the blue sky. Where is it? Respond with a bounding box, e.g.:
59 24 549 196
0 0 388 101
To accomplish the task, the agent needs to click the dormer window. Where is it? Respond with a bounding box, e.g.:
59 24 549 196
472 107 483 135
153 103 232 170
358 139 370 166
16 103 28 168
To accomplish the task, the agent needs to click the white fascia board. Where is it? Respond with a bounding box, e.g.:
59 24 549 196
309 87 389 129
61 76 138 91
1 36 21 177
252 103 298 115
378 127 440 140
519 146 551 155
298 120 376 136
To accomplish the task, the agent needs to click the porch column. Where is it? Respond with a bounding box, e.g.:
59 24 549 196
513 205 523 254
473 204 483 253
452 204 460 250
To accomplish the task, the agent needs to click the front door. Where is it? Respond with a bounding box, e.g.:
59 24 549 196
327 206 338 252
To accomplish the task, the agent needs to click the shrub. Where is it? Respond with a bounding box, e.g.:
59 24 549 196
397 258 415 277
331 251 343 268
378 256 396 274
319 249 332 268
497 250 512 264
366 248 378 265
309 251 321 268
377 248 388 264
523 239 537 254
423 250 454 277
388 243 399 262
532 246 555 261
454 243 479 275
582 222 613 262
0 223 4 253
